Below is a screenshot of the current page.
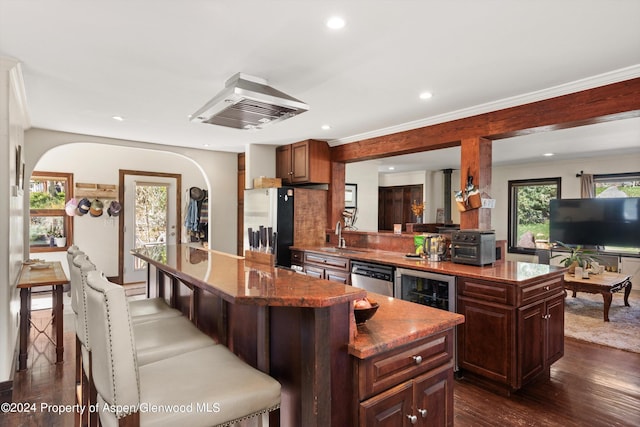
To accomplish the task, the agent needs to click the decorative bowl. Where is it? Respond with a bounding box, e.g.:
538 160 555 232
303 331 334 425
354 302 379 324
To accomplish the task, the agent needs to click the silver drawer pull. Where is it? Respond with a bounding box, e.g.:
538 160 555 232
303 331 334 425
413 355 423 364
418 408 428 418
544 285 550 291
407 414 418 424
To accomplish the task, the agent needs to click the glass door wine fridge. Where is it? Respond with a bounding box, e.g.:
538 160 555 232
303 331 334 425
395 268 456 312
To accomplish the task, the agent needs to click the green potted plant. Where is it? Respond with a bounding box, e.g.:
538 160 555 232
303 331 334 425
551 241 601 273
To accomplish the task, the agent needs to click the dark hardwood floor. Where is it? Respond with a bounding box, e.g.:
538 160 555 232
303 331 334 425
2 311 639 426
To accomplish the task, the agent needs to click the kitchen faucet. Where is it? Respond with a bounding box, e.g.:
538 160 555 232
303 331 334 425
336 221 346 248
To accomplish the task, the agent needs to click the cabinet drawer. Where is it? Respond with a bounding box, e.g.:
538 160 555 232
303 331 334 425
304 252 350 271
303 265 324 279
357 330 453 400
519 277 564 306
458 277 514 305
326 269 350 284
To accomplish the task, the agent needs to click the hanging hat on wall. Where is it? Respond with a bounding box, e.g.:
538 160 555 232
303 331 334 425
65 198 78 216
89 199 104 217
77 198 91 216
107 200 122 217
190 187 205 201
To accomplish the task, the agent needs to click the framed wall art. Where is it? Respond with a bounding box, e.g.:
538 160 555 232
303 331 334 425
345 183 357 208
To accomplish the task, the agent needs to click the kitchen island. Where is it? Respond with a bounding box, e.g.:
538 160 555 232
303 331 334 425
295 246 567 395
132 244 463 426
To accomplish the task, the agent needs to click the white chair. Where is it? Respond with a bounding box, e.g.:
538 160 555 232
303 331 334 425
85 270 281 427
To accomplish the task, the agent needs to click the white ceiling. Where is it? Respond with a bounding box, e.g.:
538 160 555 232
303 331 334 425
1 1 639 170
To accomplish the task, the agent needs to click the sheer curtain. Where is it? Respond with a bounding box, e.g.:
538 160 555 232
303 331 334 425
580 173 595 198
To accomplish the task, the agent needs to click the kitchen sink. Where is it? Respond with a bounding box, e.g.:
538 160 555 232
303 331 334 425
318 247 366 255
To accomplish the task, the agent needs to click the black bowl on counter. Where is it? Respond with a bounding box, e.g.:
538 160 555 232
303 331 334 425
354 302 379 324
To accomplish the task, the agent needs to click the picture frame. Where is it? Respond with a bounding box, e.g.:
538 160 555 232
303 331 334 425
345 183 357 208
15 145 21 186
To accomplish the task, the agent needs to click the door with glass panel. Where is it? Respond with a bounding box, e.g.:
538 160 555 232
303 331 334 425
123 174 178 285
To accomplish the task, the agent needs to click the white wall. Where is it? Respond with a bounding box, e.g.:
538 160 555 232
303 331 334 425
345 160 379 231
0 58 28 385
32 142 215 277
24 129 238 268
245 144 277 189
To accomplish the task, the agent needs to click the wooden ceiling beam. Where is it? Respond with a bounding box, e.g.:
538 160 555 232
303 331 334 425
330 77 640 163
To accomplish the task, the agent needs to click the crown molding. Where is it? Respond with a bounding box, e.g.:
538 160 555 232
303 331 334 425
329 65 640 146
1 57 32 129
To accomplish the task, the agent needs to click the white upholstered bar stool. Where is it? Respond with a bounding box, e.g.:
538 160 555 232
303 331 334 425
85 270 281 427
66 246 88 427
73 256 218 426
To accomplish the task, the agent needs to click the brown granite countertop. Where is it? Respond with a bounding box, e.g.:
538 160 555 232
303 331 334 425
349 293 464 359
132 244 366 307
295 246 566 285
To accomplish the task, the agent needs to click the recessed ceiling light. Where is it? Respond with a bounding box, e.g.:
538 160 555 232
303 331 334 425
321 124 331 130
419 92 433 100
203 144 209 147
326 16 345 30
388 166 395 171
112 115 124 121
543 153 555 157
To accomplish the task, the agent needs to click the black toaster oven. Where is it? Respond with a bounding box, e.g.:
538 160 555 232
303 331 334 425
450 229 496 266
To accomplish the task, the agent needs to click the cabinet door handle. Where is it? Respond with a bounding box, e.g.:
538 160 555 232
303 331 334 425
407 414 418 424
542 314 551 319
418 408 428 418
413 355 423 364
544 285 550 291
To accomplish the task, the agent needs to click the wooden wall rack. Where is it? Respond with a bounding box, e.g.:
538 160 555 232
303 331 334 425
74 183 118 199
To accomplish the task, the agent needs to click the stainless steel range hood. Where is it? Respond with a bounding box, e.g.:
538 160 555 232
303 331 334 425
190 73 309 130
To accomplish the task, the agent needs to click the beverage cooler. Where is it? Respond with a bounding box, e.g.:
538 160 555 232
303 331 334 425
395 268 458 370
395 268 456 312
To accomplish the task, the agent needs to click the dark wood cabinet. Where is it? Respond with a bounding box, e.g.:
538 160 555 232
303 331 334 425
276 139 330 185
378 185 423 231
356 330 455 426
457 275 564 393
303 251 350 284
290 249 304 268
359 381 413 427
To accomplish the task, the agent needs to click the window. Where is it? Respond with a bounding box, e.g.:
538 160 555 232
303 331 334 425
508 178 561 254
594 172 640 197
29 171 74 252
594 171 640 253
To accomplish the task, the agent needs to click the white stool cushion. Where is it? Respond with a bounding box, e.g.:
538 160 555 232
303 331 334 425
98 346 281 427
133 315 216 366
129 298 182 324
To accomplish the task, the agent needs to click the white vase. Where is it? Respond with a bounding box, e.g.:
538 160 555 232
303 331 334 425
54 237 66 247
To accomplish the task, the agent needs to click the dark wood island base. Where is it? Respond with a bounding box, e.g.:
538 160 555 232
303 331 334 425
133 244 463 427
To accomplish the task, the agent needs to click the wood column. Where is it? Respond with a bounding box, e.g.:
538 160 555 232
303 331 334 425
329 161 345 229
460 137 492 230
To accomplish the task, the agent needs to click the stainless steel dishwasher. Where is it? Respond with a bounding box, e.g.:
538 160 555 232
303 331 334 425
350 260 395 297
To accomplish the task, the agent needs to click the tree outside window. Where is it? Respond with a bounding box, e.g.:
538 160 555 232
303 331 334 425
508 178 561 254
594 172 640 253
30 171 74 252
594 172 640 197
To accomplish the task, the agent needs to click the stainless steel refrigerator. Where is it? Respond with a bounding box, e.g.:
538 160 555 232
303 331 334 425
244 187 295 267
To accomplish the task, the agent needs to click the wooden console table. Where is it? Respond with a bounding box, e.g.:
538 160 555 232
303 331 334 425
17 261 69 370
564 271 632 322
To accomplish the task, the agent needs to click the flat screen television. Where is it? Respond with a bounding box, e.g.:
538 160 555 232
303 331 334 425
549 197 640 247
